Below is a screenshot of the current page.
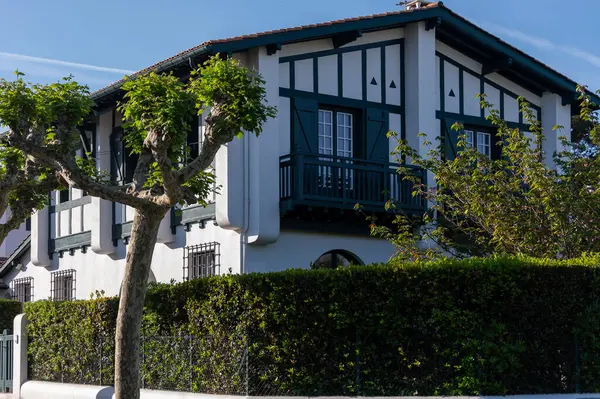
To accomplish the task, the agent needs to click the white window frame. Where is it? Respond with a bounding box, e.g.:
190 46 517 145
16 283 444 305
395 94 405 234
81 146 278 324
476 131 491 159
336 112 353 159
317 108 356 189
464 130 474 149
318 110 333 156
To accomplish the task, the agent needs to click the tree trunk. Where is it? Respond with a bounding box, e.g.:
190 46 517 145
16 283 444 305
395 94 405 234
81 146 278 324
114 206 168 399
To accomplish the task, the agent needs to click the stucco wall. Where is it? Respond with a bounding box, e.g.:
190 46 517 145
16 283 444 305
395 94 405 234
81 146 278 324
246 229 394 273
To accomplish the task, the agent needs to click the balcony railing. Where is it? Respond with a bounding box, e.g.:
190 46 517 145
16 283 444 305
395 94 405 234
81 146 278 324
279 153 426 213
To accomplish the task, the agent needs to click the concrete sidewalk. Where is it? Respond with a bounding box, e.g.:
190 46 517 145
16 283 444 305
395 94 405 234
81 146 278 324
0 393 12 398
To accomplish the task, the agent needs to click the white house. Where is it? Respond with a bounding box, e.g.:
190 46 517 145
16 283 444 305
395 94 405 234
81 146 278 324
0 0 596 302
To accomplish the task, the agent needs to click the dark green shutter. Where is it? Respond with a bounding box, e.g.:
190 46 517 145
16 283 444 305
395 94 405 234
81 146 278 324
187 114 200 161
292 97 318 154
444 119 461 161
110 128 124 183
365 108 390 163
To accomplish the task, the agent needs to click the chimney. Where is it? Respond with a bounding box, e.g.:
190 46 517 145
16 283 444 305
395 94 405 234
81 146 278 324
403 0 432 10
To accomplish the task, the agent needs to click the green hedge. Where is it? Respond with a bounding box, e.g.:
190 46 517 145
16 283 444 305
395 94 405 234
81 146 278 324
0 299 22 333
24 256 600 395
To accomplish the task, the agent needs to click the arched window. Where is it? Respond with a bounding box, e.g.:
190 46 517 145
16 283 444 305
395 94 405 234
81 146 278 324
312 250 363 269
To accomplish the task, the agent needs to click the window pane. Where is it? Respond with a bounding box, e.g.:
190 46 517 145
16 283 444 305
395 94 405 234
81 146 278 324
465 130 474 148
336 112 353 158
476 132 491 158
318 110 333 156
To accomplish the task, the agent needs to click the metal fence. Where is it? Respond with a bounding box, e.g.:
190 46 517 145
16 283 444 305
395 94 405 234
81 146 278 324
27 329 600 396
29 333 256 395
0 329 13 393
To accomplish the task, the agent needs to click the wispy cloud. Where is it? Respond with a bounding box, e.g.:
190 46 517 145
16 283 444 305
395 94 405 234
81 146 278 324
484 22 600 70
0 52 135 75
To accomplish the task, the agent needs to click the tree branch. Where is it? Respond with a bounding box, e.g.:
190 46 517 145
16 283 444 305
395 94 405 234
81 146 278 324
178 109 236 183
130 148 152 193
6 128 164 210
145 129 179 201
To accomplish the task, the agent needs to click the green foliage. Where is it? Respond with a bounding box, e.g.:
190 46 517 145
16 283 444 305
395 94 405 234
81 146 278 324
120 72 196 157
25 298 118 384
24 257 600 395
0 73 92 146
188 55 277 138
379 92 600 259
0 299 22 333
115 55 276 204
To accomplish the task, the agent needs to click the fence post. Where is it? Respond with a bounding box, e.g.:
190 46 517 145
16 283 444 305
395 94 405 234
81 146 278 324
13 313 28 399
1 329 6 393
245 337 249 397
575 334 581 393
355 328 361 397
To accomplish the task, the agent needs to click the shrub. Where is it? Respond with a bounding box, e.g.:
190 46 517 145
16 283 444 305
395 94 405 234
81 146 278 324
24 256 600 395
0 299 22 333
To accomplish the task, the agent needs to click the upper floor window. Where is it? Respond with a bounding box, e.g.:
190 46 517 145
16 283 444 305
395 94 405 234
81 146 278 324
51 269 76 301
11 277 33 302
186 114 201 163
318 109 354 159
111 127 138 185
59 188 71 203
465 130 492 159
183 242 220 280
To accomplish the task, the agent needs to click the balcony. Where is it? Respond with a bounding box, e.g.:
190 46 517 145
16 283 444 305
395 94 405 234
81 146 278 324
279 153 426 214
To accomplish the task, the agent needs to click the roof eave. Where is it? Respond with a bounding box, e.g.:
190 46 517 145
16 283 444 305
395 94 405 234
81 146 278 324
89 7 443 105
0 236 31 278
438 8 600 109
90 45 212 103
90 3 600 110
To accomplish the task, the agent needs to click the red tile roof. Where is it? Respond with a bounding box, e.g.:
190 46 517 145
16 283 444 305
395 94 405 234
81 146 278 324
90 1 598 106
91 2 441 99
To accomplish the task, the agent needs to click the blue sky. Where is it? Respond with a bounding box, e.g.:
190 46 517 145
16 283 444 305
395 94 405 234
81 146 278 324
0 0 598 92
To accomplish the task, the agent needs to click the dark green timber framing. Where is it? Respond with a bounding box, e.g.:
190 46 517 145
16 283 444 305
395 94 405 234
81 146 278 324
49 196 92 213
172 204 217 232
49 231 91 258
280 89 403 115
111 204 217 244
436 51 541 127
437 111 531 131
91 2 600 113
279 39 405 118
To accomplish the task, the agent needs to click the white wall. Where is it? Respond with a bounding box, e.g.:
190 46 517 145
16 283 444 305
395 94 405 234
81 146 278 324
0 209 28 259
4 220 242 300
246 230 395 273
20 381 600 399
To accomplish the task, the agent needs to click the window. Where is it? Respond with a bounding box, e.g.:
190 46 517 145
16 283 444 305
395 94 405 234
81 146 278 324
465 130 474 149
51 270 76 301
183 242 220 280
79 124 96 159
312 250 363 269
477 132 491 158
111 127 139 185
464 129 492 159
318 108 356 189
11 277 33 302
318 109 354 159
186 114 201 162
318 110 334 156
336 112 353 158
59 188 70 203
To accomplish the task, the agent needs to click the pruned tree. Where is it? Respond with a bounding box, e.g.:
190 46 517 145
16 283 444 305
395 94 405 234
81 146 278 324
0 144 59 244
0 56 276 398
